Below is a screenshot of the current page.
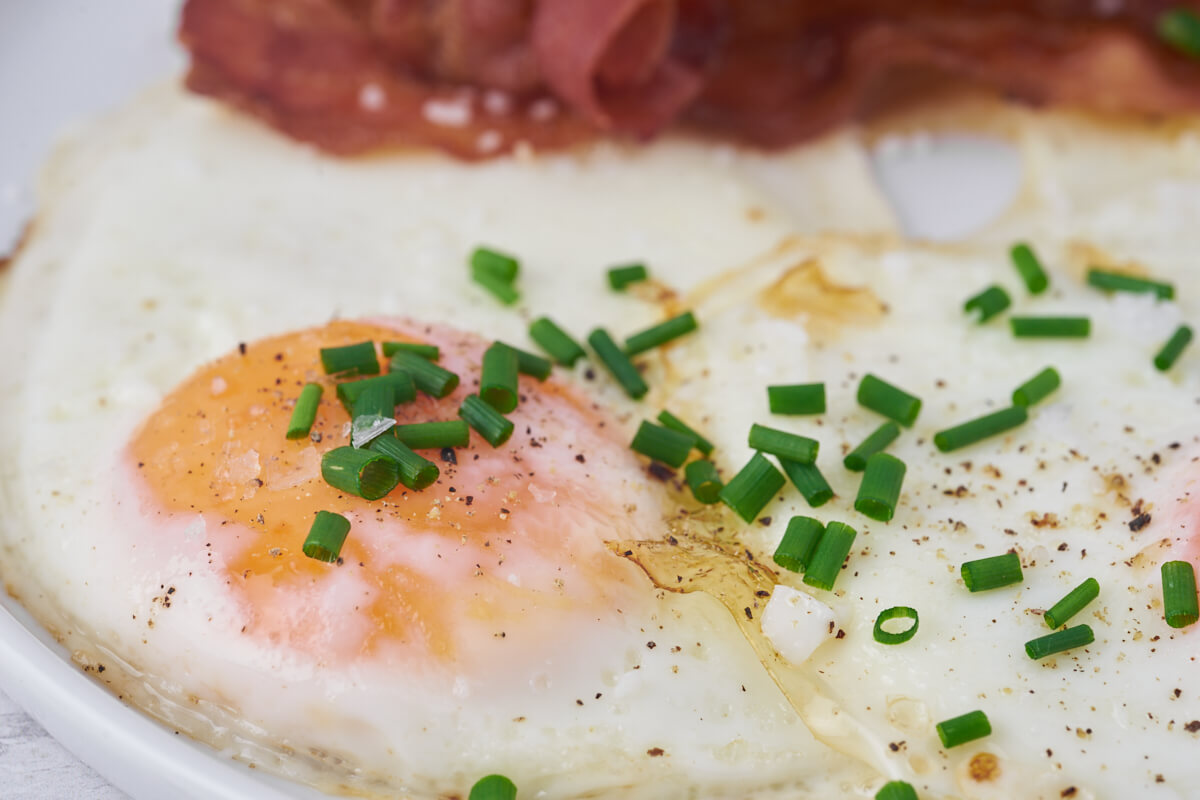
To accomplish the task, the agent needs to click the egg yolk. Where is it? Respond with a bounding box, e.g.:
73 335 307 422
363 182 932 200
129 320 663 670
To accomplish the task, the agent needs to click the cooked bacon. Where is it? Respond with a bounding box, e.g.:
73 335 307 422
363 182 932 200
179 0 1200 159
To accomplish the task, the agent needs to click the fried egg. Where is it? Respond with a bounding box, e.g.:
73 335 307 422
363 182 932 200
1 83 1199 800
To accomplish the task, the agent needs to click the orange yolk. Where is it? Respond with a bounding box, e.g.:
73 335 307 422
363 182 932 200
129 320 663 669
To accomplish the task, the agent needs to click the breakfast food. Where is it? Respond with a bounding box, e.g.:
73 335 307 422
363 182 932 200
3 19 1200 800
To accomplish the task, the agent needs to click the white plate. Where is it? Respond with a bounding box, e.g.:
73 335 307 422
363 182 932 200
0 5 1021 798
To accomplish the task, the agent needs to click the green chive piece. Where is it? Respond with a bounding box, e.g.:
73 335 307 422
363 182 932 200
1010 316 1091 338
321 446 401 500
854 452 906 522
747 424 819 464
381 341 439 360
393 420 471 450
458 394 514 447
802 520 856 591
933 406 1028 453
1010 242 1049 294
471 247 520 282
350 382 396 448
1162 560 1199 629
964 285 1012 323
857 374 921 427
779 458 834 508
624 311 699 356
336 371 416 412
499 341 552 381
471 264 520 305
767 383 826 415
875 781 920 800
1086 268 1174 300
718 452 786 522
844 421 901 471
390 351 460 398
873 606 919 645
1154 325 1193 371
480 343 520 413
1025 624 1094 660
369 433 439 490
772 516 824 573
468 774 517 800
1160 7 1200 57
684 459 723 504
1012 366 1061 407
302 511 351 563
588 328 648 399
961 552 1023 592
1044 577 1100 629
657 410 714 456
631 421 695 468
529 317 586 367
286 383 323 440
608 263 648 290
320 341 379 377
936 710 991 749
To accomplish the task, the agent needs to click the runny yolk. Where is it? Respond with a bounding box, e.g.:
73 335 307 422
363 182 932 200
129 320 662 669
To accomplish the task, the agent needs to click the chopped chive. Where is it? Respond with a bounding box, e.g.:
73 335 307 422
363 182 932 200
772 516 824 573
1162 560 1199 629
657 410 714 456
336 371 416 412
390 351 460 398
369 433 439 490
381 341 439 360
350 382 397 448
1086 267 1174 300
458 394 514 447
684 459 723 504
1154 325 1193 371
802 520 856 591
844 421 901 471
1160 7 1200 57
747 424 818 464
624 311 698 356
393 420 470 450
1012 366 1061 407
875 781 919 800
1010 316 1090 338
286 383 323 440
873 606 919 645
964 285 1011 323
320 341 379 377
470 247 520 282
1025 624 1094 660
320 446 401 500
936 710 991 749
718 452 785 522
469 775 517 800
608 263 648 290
1010 242 1049 294
302 511 351 563
767 383 826 415
779 458 834 508
471 264 520 305
854 452 906 522
857 374 921 427
498 341 552 381
631 421 695 468
961 552 1023 592
588 328 648 399
529 317 586 367
480 343 520 413
1044 577 1100 629
933 405 1028 453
